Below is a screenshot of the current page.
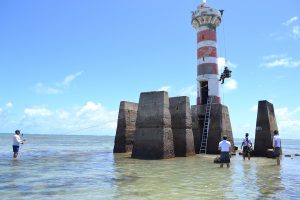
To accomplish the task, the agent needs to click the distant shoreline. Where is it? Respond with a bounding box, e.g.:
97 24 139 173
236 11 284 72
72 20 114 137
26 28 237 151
1 132 300 140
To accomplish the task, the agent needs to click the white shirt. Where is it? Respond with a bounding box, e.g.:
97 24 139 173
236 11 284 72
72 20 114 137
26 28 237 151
273 135 281 148
219 140 231 152
13 134 22 146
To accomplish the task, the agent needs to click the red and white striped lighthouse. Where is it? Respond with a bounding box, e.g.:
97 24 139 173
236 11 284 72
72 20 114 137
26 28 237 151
191 2 222 105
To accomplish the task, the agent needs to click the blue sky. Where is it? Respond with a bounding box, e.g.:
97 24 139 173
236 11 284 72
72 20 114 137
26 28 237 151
0 0 299 138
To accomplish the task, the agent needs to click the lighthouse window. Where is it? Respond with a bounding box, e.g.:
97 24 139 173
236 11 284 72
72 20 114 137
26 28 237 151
202 35 205 40
203 57 205 61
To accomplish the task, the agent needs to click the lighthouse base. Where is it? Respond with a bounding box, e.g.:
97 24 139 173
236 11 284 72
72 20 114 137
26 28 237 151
191 103 234 154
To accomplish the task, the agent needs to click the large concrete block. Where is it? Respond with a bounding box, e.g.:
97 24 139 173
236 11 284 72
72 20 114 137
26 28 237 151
172 129 195 157
169 96 195 157
192 103 234 154
113 101 138 153
131 127 174 159
254 100 278 157
136 91 172 128
132 91 175 159
191 105 200 154
169 96 192 129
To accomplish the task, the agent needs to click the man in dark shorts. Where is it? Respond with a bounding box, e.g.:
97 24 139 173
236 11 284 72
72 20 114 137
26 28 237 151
12 130 24 158
273 130 281 166
241 133 252 160
218 135 231 168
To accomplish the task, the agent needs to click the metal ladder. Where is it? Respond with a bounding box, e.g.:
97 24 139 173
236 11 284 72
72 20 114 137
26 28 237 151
200 96 214 154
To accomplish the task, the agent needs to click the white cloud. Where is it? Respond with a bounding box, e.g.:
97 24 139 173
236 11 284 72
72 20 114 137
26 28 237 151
271 17 300 40
179 85 197 98
19 102 118 135
223 79 237 91
34 82 62 95
275 107 300 139
292 25 300 39
282 16 298 26
62 71 83 87
232 123 253 139
24 107 52 117
158 86 171 92
269 32 285 41
260 54 300 68
0 108 2 113
250 104 258 113
217 58 238 92
6 102 13 108
217 57 237 72
34 71 83 95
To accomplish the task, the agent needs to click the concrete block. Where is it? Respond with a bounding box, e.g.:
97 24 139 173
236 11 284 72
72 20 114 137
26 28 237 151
113 101 138 153
132 91 175 159
136 91 172 128
169 96 192 129
254 100 278 157
170 96 195 157
173 129 195 156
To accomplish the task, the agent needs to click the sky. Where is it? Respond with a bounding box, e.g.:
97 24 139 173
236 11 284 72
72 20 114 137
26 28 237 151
0 0 300 139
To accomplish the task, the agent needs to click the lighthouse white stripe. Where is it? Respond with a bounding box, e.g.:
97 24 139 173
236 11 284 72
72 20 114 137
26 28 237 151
197 74 219 81
197 40 217 49
196 26 210 32
197 57 217 65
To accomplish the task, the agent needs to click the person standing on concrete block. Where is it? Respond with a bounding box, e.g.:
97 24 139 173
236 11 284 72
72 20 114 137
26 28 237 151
273 130 282 166
218 135 231 168
241 133 252 161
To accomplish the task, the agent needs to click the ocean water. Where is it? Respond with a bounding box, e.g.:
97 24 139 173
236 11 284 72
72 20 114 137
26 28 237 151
0 134 300 200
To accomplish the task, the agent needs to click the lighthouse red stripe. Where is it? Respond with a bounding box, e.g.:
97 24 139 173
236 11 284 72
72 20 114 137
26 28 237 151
212 96 221 104
198 96 220 105
197 29 216 43
197 46 217 58
197 63 218 75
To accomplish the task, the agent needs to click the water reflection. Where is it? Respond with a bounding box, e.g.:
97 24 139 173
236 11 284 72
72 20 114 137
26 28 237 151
255 159 285 199
1 135 300 200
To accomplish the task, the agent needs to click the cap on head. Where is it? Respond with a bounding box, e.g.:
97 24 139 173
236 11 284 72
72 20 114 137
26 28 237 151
223 135 227 140
274 130 279 135
245 133 249 137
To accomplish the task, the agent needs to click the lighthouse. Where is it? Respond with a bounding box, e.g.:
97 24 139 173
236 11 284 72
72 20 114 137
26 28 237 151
191 2 222 105
190 2 234 154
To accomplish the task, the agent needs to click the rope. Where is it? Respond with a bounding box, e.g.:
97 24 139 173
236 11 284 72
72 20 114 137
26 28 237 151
220 10 227 105
22 118 120 135
222 12 228 62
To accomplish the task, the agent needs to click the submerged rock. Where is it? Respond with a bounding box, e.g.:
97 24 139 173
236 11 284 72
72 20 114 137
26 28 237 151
214 156 221 163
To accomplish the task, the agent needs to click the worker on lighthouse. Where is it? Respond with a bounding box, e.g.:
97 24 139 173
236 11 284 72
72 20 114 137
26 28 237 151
219 67 232 84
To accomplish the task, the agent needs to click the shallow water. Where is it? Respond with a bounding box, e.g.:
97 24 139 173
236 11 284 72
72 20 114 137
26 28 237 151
0 134 299 200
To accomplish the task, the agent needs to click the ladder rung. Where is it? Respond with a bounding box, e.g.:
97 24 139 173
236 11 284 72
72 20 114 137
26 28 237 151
200 96 214 154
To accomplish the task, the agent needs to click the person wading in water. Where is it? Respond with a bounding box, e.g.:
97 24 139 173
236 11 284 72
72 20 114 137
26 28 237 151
12 130 25 158
241 133 252 160
273 130 282 166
